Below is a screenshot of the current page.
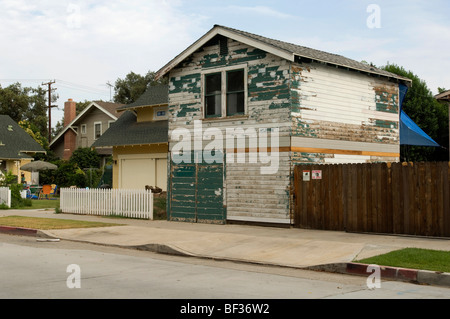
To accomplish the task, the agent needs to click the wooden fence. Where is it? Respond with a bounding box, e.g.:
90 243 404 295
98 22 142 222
294 162 450 238
60 188 153 220
0 187 11 208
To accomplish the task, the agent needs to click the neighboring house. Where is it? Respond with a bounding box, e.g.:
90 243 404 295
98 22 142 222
50 99 125 162
0 115 46 184
154 24 412 226
92 85 169 190
436 90 450 102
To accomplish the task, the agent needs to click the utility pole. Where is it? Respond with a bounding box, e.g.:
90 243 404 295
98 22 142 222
42 80 57 143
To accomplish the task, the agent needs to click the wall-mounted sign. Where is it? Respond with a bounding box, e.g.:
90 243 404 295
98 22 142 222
312 170 322 180
303 170 311 182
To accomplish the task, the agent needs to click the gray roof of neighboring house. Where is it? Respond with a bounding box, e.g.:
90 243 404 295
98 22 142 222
117 85 169 112
0 115 46 160
91 110 168 148
156 24 412 84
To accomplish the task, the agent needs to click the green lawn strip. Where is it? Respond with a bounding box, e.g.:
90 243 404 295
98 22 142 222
355 248 450 273
0 215 121 230
26 199 60 210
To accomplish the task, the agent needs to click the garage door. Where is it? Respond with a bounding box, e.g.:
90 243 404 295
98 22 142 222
120 156 167 190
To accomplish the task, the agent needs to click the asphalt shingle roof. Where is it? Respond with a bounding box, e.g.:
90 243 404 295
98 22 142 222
215 25 410 82
91 111 168 148
0 115 46 159
117 85 169 111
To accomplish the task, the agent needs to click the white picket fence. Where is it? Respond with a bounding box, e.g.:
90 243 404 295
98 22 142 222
0 187 11 208
60 188 153 220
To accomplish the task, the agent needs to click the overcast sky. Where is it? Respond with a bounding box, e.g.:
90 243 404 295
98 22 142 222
1 0 449 125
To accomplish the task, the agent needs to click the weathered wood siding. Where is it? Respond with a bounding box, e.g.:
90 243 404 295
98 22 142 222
290 62 400 165
167 38 292 224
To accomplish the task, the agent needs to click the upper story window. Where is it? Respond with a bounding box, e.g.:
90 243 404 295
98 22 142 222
94 122 102 139
81 124 87 135
203 66 247 119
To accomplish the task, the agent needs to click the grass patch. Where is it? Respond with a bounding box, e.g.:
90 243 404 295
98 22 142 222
15 199 60 210
0 215 120 230
355 248 450 273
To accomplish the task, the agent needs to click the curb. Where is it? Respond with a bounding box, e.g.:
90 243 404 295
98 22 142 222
306 263 450 288
0 226 37 237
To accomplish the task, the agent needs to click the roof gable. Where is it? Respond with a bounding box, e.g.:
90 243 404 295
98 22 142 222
49 101 125 147
156 24 411 84
0 115 46 159
436 90 450 101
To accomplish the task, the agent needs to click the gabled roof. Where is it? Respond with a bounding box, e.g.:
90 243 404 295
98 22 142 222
117 85 169 112
435 90 450 101
49 101 125 148
156 24 412 85
0 115 46 160
92 111 168 148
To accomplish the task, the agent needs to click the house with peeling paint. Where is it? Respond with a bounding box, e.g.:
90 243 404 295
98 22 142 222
155 25 412 226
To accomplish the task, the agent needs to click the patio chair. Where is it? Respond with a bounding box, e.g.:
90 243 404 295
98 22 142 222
39 185 53 200
50 184 58 197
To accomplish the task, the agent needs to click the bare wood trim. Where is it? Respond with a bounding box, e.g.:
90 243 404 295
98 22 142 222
227 147 291 153
291 147 399 158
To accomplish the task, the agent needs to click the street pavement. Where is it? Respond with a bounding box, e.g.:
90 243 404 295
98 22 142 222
1 208 450 288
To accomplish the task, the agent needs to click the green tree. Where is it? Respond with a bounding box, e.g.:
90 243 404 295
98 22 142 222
19 120 49 149
382 64 449 162
113 71 168 104
69 147 101 169
0 83 50 139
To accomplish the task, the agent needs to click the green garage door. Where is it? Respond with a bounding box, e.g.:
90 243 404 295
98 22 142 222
169 159 225 224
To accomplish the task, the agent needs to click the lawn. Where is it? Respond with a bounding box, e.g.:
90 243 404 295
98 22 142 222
355 248 450 273
24 199 61 210
0 215 121 230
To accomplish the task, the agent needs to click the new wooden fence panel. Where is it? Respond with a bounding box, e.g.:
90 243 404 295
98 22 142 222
61 188 153 220
294 162 450 238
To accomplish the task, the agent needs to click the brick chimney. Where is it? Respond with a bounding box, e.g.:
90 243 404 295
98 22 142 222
64 98 76 127
63 98 77 160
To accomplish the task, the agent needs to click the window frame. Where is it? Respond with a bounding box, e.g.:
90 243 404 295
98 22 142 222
81 124 87 135
94 122 102 140
202 64 247 120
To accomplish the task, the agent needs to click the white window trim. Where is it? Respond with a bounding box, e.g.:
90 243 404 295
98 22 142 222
81 124 87 135
108 120 115 128
94 122 102 140
202 64 248 119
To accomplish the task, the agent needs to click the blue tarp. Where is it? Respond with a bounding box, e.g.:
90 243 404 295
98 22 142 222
399 84 440 147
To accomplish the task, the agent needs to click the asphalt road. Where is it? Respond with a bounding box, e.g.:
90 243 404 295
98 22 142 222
1 234 449 304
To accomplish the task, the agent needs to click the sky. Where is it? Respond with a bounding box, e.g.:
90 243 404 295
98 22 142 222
1 0 449 126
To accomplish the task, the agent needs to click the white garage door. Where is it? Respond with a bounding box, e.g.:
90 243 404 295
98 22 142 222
120 156 167 191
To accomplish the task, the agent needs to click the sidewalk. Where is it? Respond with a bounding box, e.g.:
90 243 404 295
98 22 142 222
2 209 450 287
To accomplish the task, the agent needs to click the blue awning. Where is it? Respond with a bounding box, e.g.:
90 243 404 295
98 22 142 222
399 84 440 147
